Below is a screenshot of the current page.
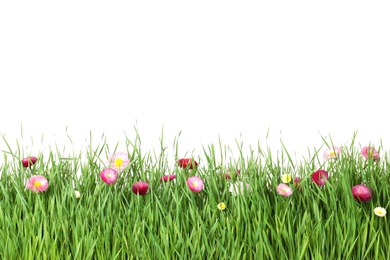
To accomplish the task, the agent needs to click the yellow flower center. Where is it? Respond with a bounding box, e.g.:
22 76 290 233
330 151 336 157
114 158 123 167
34 181 42 188
106 173 113 179
192 182 198 188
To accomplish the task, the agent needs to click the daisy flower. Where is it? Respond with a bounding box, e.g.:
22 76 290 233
312 170 329 186
100 168 118 184
109 152 130 171
323 146 341 160
186 176 204 192
374 207 386 217
361 146 380 161
351 184 372 202
217 202 226 211
276 183 293 197
26 175 49 193
132 181 149 195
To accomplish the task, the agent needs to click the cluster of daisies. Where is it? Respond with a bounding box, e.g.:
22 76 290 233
21 145 386 216
276 145 386 217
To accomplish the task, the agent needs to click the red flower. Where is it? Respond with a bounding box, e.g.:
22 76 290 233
160 174 176 182
132 181 149 195
351 184 372 202
22 156 38 168
311 170 328 186
177 158 198 169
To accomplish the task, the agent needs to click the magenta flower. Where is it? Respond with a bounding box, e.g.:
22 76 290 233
186 176 204 192
160 174 176 182
177 158 198 169
100 168 118 184
351 184 372 202
109 152 130 171
26 175 49 193
22 156 38 168
323 146 341 160
132 181 149 195
312 170 329 186
276 183 293 197
361 146 380 161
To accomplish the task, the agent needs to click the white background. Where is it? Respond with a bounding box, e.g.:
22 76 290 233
1 1 389 166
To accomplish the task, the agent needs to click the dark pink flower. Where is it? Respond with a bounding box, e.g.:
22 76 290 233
186 176 204 192
160 174 176 182
22 156 38 168
311 170 328 186
100 168 118 184
132 181 149 195
361 146 380 161
351 184 372 202
177 158 198 169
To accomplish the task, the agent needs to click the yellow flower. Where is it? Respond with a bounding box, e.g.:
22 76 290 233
374 207 386 217
217 202 226 211
281 173 292 183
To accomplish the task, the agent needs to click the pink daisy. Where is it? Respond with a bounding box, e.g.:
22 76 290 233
323 146 341 160
109 152 130 171
132 181 149 195
26 175 49 193
361 146 380 161
276 183 293 197
186 176 204 192
100 168 118 184
351 184 372 202
312 170 329 186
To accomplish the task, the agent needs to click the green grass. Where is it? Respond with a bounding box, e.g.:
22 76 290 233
0 130 389 259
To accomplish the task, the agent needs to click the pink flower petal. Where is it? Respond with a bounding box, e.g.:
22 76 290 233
276 183 293 197
100 168 118 184
186 176 204 192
